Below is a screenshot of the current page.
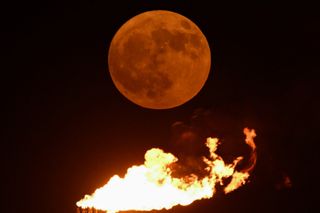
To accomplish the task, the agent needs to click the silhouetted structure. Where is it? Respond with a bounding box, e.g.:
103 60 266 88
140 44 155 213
77 207 106 213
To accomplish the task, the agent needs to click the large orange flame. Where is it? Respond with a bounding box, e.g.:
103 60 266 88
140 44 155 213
77 128 257 212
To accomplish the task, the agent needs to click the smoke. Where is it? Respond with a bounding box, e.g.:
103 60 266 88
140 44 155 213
169 109 257 186
169 120 210 178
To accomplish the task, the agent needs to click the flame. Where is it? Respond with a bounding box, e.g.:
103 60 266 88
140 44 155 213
77 128 257 212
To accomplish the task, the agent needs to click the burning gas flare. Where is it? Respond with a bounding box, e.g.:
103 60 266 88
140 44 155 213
77 128 256 212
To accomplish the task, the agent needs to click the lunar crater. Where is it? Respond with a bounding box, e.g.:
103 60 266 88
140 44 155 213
181 20 191 30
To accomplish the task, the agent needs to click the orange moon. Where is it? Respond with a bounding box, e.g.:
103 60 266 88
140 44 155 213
108 10 211 109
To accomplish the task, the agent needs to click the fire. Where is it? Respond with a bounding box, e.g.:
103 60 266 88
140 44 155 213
77 128 257 212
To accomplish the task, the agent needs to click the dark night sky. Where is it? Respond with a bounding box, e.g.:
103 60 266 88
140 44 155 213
4 1 319 213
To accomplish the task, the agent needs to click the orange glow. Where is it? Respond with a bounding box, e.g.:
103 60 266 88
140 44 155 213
77 128 257 212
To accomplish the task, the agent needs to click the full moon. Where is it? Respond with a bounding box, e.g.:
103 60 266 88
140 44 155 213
108 10 211 109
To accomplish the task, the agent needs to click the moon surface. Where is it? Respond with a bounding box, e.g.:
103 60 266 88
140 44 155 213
108 10 211 109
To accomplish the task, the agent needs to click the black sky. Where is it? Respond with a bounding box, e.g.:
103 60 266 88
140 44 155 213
4 1 319 213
